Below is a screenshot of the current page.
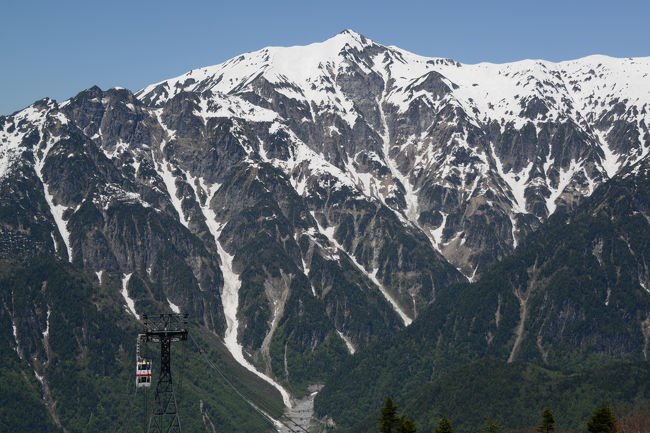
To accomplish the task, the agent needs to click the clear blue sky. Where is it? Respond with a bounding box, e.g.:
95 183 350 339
2 0 648 115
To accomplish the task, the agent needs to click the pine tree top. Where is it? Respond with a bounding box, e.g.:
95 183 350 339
587 402 617 433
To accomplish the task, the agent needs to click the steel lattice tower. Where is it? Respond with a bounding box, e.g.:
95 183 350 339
142 314 188 433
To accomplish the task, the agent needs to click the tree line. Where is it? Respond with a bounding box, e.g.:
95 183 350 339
378 397 626 433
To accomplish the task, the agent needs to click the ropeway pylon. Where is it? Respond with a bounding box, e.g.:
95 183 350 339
141 313 188 433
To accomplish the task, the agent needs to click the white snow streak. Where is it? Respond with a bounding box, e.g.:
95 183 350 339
34 371 44 384
154 113 190 228
368 268 412 326
194 177 222 245
12 321 19 353
167 299 181 314
218 240 292 408
468 265 480 283
42 184 73 262
510 215 519 249
121 273 139 320
189 176 292 408
492 144 532 214
597 130 622 178
300 255 317 297
546 163 576 215
314 216 412 326
42 308 51 338
376 62 420 226
50 232 58 254
336 330 356 354
33 134 74 262
157 155 188 228
430 212 448 247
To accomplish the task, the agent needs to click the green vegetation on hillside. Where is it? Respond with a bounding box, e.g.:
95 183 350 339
343 359 650 433
316 159 650 432
0 255 284 432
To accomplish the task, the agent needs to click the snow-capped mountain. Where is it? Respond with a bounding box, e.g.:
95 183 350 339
1 30 649 418
136 29 650 276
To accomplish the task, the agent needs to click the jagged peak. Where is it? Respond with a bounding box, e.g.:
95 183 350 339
137 30 383 103
260 29 376 69
137 30 650 119
337 28 359 36
335 29 374 46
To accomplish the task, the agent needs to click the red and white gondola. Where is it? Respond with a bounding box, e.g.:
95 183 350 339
136 334 152 388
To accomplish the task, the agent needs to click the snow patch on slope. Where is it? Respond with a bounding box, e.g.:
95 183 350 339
0 130 25 182
336 330 356 354
430 212 448 247
194 94 278 123
1 104 60 180
121 273 139 320
43 308 51 338
188 175 292 408
313 214 412 326
596 129 622 178
546 162 577 215
167 298 180 314
26 109 74 263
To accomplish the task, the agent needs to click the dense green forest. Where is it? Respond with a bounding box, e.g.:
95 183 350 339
355 360 650 433
372 395 649 433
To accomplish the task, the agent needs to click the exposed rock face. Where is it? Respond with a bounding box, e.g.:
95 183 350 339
137 30 650 277
0 30 648 396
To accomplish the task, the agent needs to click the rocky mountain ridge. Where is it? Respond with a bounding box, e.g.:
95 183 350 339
136 29 650 276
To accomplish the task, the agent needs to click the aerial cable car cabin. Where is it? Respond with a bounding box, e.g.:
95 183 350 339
136 334 152 387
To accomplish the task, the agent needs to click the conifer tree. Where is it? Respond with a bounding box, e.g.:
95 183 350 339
378 397 399 433
483 418 500 433
396 414 417 433
587 402 618 433
434 416 454 433
535 408 555 433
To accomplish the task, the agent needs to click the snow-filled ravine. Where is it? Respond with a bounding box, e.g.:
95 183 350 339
190 177 293 408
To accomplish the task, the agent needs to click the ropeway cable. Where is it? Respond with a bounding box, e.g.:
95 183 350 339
280 414 312 433
188 333 303 433
189 333 299 432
